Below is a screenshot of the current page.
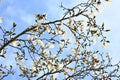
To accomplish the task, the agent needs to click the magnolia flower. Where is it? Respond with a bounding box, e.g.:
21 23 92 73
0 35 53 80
105 0 112 2
51 54 56 58
101 42 109 48
92 37 97 44
96 8 101 13
69 25 75 29
95 34 99 38
10 35 16 39
28 35 34 41
69 17 73 25
80 20 84 24
16 57 23 62
64 68 70 74
35 13 46 21
47 43 54 48
12 41 21 47
43 50 49 56
72 48 76 53
80 25 84 31
94 71 97 75
106 52 110 58
58 64 63 69
54 29 58 35
0 49 6 58
90 27 98 34
32 40 37 46
90 9 96 16
46 25 50 33
0 17 3 23
51 29 58 35
20 65 26 71
48 59 52 64
32 62 38 67
97 1 103 8
0 69 5 74
83 56 88 63
30 67 38 73
74 53 78 60
87 51 92 55
71 68 75 73
93 54 99 63
48 64 52 70
103 73 107 78
93 54 97 59
58 30 63 35
59 44 63 49
37 39 45 48
58 22 63 28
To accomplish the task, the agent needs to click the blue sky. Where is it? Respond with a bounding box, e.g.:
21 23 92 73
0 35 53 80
0 0 120 80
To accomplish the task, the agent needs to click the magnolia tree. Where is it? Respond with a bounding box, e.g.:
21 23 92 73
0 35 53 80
0 0 120 80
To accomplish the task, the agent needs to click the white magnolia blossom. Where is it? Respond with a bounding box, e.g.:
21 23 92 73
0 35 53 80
47 43 54 48
90 10 96 16
10 35 16 39
32 40 37 46
103 73 108 78
51 54 56 58
28 35 34 41
71 68 75 73
97 1 103 9
64 68 70 74
92 37 97 44
20 65 26 71
106 0 112 2
95 34 99 38
12 41 21 47
54 29 58 35
0 49 4 55
90 27 98 32
16 57 23 62
69 25 75 29
96 8 101 13
0 17 3 23
47 64 52 70
69 17 73 25
58 64 63 69
46 25 50 33
101 42 109 48
80 20 84 24
96 0 104 13
48 64 55 70
58 30 63 35
80 25 84 31
43 50 49 56
93 54 97 59
106 52 110 58
37 39 45 48
59 43 63 49
32 62 37 67
0 69 5 74
30 67 38 73
58 22 63 28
